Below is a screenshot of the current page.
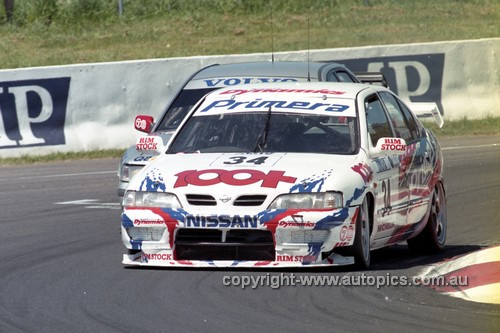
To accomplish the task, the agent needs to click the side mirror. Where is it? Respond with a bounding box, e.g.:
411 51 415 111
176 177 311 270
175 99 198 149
135 135 163 155
135 115 155 133
370 137 407 157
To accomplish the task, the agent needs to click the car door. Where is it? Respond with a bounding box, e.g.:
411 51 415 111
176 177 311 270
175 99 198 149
378 92 426 237
394 96 434 227
363 94 401 246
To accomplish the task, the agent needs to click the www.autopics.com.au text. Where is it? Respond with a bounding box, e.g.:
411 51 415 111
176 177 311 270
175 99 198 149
222 273 468 289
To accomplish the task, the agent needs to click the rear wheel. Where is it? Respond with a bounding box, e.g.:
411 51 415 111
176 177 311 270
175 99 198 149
351 198 371 268
408 182 447 253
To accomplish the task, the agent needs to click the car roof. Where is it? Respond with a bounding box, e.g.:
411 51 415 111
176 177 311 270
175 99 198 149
194 82 372 118
191 61 349 80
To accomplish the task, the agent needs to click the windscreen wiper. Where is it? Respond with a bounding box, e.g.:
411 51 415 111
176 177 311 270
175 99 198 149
253 106 272 152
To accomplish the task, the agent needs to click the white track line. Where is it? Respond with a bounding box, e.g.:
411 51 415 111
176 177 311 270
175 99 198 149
0 170 116 181
55 199 121 210
442 143 499 151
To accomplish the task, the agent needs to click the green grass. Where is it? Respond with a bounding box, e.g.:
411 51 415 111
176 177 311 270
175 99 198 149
424 116 500 137
0 0 499 69
0 117 498 165
0 149 125 165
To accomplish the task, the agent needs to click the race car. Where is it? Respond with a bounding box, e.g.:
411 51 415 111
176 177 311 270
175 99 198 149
121 81 446 268
118 61 370 197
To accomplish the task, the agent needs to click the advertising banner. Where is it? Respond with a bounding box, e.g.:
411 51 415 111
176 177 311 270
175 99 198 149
0 38 497 157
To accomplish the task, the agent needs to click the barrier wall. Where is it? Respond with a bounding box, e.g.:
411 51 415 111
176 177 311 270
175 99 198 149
0 38 498 157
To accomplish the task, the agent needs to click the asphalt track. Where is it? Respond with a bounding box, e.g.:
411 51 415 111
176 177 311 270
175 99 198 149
0 135 498 332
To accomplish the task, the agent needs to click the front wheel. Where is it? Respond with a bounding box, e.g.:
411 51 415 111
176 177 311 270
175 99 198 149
408 182 447 253
350 198 371 268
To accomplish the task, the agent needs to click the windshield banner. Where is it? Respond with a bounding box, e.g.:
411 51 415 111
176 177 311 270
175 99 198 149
195 98 357 117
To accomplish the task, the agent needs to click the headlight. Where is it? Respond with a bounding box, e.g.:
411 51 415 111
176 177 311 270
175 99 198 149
126 227 165 241
268 192 343 209
123 191 182 208
120 164 144 182
290 230 330 243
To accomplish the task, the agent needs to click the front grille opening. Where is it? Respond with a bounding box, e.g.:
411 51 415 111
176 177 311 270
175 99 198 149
233 195 267 206
174 229 275 261
186 194 216 206
176 228 221 242
226 230 273 243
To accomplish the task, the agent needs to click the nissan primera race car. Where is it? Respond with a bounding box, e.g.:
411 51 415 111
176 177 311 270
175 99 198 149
118 61 367 197
121 82 446 268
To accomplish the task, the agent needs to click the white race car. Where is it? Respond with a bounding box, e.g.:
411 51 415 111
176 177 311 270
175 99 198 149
121 82 446 268
117 61 381 197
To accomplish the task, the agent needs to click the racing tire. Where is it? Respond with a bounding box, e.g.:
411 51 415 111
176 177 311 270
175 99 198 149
350 198 371 269
407 182 447 253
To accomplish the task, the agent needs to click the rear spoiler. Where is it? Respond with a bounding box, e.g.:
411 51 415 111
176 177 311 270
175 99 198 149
354 72 388 88
406 102 444 128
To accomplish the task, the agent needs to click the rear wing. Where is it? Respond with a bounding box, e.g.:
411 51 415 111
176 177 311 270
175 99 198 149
406 102 444 128
354 72 388 88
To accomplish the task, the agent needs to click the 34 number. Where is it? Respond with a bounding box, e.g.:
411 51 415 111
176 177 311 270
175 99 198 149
223 156 268 165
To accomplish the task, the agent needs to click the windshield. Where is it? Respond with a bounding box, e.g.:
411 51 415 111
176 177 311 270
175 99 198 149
168 112 358 154
156 88 215 131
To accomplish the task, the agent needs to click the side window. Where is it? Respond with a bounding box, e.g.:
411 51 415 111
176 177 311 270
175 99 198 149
365 95 393 146
325 70 356 83
335 71 356 82
396 99 422 139
379 92 414 142
325 70 339 82
156 87 214 131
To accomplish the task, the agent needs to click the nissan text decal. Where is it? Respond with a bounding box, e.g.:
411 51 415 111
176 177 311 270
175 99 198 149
0 77 70 148
186 214 259 228
199 99 350 113
174 169 297 188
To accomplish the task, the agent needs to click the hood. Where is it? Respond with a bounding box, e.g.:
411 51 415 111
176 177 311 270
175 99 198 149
128 152 367 212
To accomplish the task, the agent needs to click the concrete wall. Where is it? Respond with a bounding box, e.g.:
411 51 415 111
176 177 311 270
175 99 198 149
0 38 498 157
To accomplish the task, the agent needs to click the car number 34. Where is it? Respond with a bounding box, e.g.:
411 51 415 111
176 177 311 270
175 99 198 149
211 153 284 167
223 156 269 165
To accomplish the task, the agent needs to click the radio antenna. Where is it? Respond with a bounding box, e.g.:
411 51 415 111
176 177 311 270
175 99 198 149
271 5 274 62
307 18 311 81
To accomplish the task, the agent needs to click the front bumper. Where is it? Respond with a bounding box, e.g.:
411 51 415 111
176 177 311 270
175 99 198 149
121 206 360 268
122 252 354 268
118 163 148 197
117 181 127 197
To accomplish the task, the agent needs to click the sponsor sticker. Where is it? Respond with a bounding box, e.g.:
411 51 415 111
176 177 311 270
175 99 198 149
185 77 301 89
185 214 260 228
339 225 355 241
278 221 315 228
198 99 350 114
381 138 407 152
276 255 317 262
219 88 345 96
174 169 297 188
142 253 173 261
134 219 165 226
136 136 162 151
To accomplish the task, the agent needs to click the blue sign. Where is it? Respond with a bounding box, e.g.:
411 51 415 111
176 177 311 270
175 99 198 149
0 77 71 149
335 54 445 114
